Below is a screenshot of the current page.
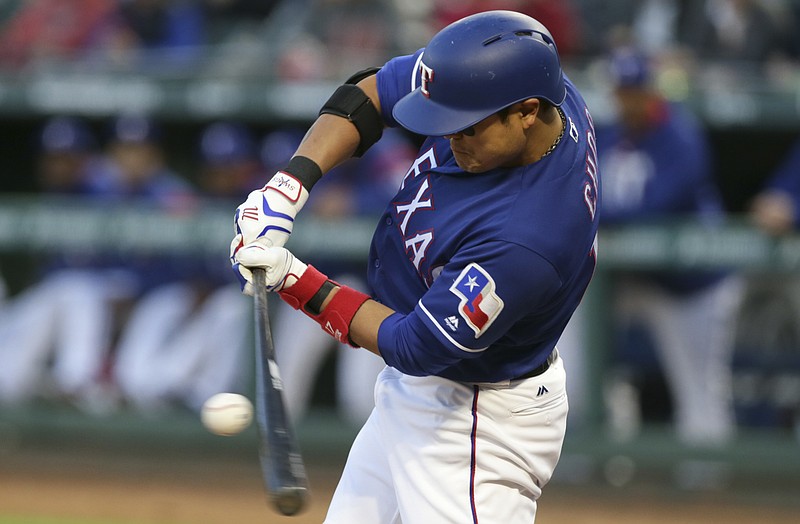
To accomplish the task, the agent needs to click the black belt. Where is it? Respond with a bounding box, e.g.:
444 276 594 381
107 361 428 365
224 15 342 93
513 349 558 381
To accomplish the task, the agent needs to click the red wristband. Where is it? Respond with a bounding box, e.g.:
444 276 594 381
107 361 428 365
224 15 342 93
315 285 370 347
278 266 370 347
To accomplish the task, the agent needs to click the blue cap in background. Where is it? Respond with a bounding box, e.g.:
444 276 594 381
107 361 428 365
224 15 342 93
260 129 304 170
40 116 95 153
609 48 652 88
200 122 255 166
110 114 161 144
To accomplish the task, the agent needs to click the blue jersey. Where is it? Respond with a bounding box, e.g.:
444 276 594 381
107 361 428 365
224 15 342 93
597 102 721 222
596 101 728 293
370 50 601 383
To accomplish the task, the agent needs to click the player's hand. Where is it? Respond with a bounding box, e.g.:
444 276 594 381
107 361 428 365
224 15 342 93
231 239 308 296
750 190 796 235
232 171 310 255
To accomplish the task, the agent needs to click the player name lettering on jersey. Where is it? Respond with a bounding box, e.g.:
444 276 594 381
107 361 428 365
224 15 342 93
583 107 599 220
449 263 504 337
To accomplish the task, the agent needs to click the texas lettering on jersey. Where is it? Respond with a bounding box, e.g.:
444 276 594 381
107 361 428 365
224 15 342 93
394 147 438 281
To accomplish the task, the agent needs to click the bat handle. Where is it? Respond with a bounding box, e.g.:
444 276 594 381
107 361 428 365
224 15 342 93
252 268 274 358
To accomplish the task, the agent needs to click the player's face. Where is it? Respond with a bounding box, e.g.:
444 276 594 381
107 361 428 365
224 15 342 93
444 108 528 173
614 87 651 131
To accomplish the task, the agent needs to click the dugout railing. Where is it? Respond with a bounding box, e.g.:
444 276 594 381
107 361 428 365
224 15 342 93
1 195 799 492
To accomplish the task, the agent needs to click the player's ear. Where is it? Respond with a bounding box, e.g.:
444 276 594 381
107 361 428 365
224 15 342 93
518 99 540 127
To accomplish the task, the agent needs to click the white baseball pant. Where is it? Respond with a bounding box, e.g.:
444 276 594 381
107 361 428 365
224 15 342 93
324 355 568 523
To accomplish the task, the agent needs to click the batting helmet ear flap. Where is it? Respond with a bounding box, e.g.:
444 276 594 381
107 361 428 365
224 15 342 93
319 67 384 157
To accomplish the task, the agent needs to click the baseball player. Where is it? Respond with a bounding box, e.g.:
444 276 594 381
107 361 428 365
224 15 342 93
562 48 743 445
231 11 600 523
113 122 256 413
750 136 800 235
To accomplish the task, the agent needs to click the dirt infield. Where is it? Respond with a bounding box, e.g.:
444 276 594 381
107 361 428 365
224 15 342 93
2 447 799 524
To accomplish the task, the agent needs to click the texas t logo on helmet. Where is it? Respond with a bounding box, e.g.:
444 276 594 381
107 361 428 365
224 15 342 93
419 60 434 98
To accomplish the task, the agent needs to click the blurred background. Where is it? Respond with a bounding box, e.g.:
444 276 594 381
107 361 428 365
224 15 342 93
0 0 799 523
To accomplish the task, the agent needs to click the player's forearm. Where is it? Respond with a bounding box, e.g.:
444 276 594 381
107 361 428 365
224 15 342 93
294 114 361 173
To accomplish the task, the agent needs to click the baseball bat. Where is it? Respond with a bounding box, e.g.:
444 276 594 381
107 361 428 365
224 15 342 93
252 268 309 516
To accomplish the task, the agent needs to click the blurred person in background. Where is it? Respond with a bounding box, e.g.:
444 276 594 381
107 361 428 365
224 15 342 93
679 0 792 68
749 137 800 235
203 0 282 39
560 48 744 445
264 127 416 426
274 0 400 82
0 0 116 69
92 0 206 71
742 133 800 344
111 120 253 413
431 0 583 57
79 112 195 411
0 116 130 410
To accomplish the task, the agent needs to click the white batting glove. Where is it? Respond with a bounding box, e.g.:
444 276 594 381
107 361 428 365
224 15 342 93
233 171 310 254
231 239 308 296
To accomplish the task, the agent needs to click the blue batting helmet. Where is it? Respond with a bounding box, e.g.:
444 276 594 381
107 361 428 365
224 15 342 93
393 10 566 136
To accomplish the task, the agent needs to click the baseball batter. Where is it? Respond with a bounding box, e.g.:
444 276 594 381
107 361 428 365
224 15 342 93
231 11 601 523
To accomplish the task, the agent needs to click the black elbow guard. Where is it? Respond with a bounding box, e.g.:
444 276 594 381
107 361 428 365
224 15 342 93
319 67 383 157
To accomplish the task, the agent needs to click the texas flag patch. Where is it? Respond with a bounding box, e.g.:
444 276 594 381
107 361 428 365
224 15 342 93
449 263 504 337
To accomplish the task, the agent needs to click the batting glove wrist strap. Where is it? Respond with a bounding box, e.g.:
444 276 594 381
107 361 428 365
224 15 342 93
278 265 328 311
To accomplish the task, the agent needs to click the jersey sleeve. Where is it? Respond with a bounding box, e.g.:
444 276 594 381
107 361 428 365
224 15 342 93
375 48 424 128
377 241 562 376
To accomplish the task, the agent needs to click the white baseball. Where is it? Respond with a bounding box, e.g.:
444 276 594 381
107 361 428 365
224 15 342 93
201 393 254 436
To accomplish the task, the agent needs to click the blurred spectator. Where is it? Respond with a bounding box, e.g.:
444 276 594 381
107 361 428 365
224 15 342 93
265 127 416 426
749 137 800 235
94 0 207 71
99 113 194 205
0 0 116 69
0 114 196 412
204 0 282 39
274 0 400 81
0 116 109 407
112 121 255 413
737 135 800 411
679 0 791 66
560 49 744 445
197 120 263 195
431 0 583 57
32 116 107 194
